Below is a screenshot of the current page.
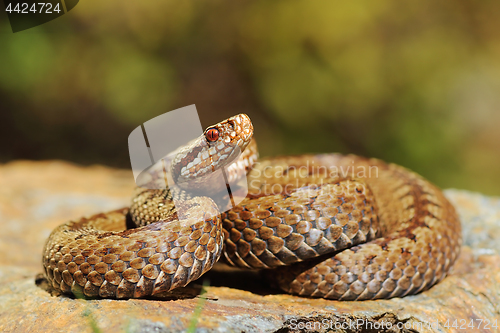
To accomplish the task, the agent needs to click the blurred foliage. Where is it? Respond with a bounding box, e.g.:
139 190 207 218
0 0 499 195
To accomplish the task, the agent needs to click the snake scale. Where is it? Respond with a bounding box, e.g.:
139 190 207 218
42 114 462 300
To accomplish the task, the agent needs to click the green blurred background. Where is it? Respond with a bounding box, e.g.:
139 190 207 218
0 0 499 195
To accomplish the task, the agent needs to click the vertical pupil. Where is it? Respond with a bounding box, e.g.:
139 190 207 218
207 129 218 141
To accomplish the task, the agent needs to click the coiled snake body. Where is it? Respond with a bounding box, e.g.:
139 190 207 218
42 114 461 300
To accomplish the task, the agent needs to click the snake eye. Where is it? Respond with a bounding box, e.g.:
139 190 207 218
205 128 219 142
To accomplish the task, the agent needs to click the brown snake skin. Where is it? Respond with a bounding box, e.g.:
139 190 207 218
42 114 462 300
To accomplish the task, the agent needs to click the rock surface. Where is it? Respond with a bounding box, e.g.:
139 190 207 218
0 161 499 333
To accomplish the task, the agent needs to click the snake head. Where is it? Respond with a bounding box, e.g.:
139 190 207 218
203 113 253 150
171 114 254 191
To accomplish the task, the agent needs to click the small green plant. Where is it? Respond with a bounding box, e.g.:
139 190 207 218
187 280 210 333
73 289 103 333
82 307 103 333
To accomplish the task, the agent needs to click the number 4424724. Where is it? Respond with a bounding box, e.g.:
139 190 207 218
444 319 498 330
5 2 61 14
